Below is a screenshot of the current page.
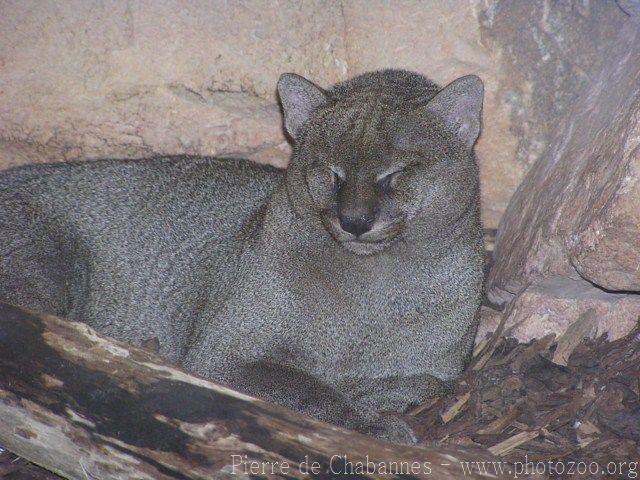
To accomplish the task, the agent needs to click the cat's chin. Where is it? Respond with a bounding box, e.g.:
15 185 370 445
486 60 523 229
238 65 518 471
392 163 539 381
340 239 388 255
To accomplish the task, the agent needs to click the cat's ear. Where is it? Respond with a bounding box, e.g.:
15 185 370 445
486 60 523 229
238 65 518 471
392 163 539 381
424 75 484 148
277 73 328 140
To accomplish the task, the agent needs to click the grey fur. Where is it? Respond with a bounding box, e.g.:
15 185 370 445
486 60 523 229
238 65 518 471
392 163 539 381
0 69 484 443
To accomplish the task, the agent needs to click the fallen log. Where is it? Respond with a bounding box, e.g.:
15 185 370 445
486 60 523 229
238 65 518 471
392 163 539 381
0 302 506 479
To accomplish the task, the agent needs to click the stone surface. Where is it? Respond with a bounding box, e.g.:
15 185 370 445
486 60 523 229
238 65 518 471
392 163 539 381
479 277 640 343
0 0 349 169
1 1 632 228
488 17 640 302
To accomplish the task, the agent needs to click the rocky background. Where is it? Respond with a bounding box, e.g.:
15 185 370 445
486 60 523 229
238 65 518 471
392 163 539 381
1 0 639 343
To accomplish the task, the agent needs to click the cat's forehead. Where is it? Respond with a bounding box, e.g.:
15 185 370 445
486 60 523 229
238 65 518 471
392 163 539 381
316 99 394 153
312 101 425 174
327 94 393 131
318 132 400 178
322 128 390 169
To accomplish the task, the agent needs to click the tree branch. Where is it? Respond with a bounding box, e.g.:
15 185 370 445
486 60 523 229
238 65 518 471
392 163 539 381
0 302 505 479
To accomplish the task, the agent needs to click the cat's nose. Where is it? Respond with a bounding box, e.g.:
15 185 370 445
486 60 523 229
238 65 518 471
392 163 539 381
338 211 375 237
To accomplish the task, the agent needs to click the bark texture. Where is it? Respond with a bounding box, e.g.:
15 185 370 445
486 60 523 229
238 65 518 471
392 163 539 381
0 302 504 480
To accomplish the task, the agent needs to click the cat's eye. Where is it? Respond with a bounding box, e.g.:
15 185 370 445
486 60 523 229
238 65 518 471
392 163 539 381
331 167 345 193
378 169 404 193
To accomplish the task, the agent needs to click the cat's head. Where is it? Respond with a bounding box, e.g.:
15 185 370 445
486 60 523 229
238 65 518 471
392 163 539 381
279 70 483 255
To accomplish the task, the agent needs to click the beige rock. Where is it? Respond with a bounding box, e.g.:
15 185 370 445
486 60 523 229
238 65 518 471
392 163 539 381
0 0 348 169
488 18 640 301
0 0 633 230
478 277 640 344
567 151 640 291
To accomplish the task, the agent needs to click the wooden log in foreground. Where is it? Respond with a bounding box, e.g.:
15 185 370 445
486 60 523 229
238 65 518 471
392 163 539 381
0 302 507 479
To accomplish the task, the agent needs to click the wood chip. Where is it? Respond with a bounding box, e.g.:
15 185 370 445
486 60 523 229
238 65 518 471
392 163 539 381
552 308 597 366
576 420 601 447
488 430 540 456
413 318 640 469
472 336 490 358
477 407 518 435
440 392 470 424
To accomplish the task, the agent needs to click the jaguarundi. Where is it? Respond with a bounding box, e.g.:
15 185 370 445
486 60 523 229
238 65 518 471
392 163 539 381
0 69 485 443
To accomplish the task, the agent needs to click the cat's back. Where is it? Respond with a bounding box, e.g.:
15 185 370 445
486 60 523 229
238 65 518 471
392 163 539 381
2 155 283 241
0 156 283 326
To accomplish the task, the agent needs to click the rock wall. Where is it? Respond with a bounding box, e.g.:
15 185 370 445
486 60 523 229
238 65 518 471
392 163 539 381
0 0 630 228
485 6 640 343
0 0 347 169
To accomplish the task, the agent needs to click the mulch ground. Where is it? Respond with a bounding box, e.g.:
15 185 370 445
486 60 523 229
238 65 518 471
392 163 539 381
2 312 639 479
407 314 640 479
